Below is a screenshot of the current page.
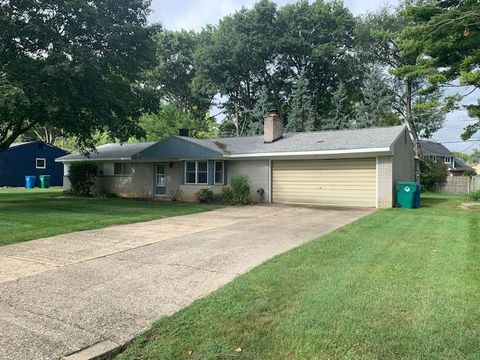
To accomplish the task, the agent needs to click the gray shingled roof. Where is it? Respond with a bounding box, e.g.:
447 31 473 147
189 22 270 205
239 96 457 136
188 125 406 155
452 157 474 172
57 142 156 161
57 125 406 162
420 140 453 157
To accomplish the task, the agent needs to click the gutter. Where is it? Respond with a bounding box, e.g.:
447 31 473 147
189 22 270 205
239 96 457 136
222 147 393 159
56 157 132 163
56 147 393 162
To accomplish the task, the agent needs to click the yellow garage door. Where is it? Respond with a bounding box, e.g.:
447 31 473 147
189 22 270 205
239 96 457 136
272 158 376 207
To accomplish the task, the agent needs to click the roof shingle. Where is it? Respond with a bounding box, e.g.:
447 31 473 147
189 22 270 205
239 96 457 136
57 125 406 162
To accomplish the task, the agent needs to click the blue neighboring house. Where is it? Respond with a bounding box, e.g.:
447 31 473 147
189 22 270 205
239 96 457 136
0 141 69 187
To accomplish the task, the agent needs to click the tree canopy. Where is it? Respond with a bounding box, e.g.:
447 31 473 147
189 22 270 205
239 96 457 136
2 0 478 151
401 0 480 140
0 0 156 151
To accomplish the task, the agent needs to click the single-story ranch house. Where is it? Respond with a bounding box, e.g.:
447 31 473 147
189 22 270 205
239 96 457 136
57 111 415 208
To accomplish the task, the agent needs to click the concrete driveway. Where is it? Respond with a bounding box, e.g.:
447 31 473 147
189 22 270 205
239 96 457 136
0 204 373 360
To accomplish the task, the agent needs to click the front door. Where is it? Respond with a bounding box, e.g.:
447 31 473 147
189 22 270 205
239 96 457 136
155 163 167 195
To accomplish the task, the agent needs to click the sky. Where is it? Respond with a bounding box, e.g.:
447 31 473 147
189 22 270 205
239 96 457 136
148 0 480 153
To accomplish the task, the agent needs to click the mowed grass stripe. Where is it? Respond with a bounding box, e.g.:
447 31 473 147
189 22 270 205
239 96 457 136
117 194 480 360
0 189 221 246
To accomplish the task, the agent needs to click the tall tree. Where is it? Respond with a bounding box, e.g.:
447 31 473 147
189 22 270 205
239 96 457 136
149 29 214 121
357 6 455 154
278 0 361 119
354 67 402 128
286 73 315 132
0 0 156 151
402 0 480 140
321 82 353 130
194 0 281 136
194 0 361 136
138 102 218 141
250 86 272 135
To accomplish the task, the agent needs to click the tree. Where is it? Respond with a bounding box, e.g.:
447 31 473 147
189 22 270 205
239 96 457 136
321 83 353 130
250 86 272 135
286 73 315 132
138 102 218 141
194 0 282 136
278 0 361 120
402 0 480 140
453 149 480 165
148 29 214 121
357 6 455 154
0 0 156 151
194 0 361 136
420 158 448 191
354 67 402 128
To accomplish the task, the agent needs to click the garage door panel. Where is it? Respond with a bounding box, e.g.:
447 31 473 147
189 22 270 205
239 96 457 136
272 159 376 207
274 159 372 170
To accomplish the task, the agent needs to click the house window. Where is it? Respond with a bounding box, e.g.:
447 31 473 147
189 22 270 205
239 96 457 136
197 161 208 184
444 157 453 164
214 161 224 185
96 164 104 175
185 161 208 184
36 158 46 169
114 163 130 175
185 161 196 184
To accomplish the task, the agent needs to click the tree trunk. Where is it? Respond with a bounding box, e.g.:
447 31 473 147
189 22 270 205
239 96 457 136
234 95 240 137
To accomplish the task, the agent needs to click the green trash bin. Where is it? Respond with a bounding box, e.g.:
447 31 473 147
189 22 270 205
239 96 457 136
39 175 51 189
396 182 418 209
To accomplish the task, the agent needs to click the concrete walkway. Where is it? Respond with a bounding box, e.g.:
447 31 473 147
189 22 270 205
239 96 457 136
0 205 373 360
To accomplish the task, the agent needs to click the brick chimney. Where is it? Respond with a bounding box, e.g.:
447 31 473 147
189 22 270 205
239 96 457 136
263 109 283 143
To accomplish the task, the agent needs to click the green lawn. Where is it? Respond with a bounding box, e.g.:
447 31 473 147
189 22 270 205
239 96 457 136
0 189 220 247
117 194 480 360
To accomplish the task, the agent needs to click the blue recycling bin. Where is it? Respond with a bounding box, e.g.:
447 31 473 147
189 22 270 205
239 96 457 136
414 183 421 209
25 176 36 189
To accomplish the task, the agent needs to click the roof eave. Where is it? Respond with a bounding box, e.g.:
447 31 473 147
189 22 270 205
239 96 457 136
223 147 393 159
56 157 132 163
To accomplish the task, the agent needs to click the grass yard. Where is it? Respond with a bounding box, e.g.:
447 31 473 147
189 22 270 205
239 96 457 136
0 189 220 247
117 194 480 360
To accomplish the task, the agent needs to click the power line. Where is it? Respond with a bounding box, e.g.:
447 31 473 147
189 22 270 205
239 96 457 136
460 140 480 152
432 139 480 144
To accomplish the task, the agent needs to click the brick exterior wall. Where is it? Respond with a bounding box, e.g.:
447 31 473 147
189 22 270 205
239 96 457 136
377 156 394 208
95 163 154 198
63 161 183 199
179 185 224 202
227 160 270 203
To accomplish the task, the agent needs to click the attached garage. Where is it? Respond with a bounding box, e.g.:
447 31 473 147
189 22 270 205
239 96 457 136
272 158 377 207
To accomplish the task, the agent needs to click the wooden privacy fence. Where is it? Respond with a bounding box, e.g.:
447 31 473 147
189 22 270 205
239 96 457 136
439 176 480 194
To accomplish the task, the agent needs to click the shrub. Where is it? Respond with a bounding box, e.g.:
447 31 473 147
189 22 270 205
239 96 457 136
196 188 214 203
470 190 480 202
230 174 251 205
464 169 477 177
67 161 98 196
169 189 182 202
420 159 448 192
95 191 117 199
221 186 234 205
63 188 76 197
